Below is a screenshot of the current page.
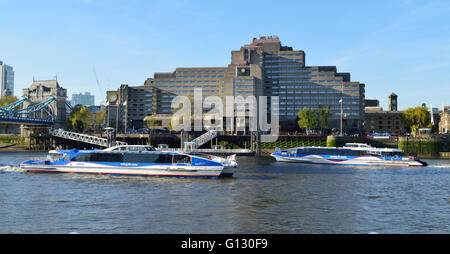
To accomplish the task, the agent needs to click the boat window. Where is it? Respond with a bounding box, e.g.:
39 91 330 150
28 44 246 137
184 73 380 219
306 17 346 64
71 153 92 162
91 153 123 162
349 150 361 156
320 149 329 155
71 153 124 162
173 155 191 164
47 153 65 162
311 148 321 155
155 154 171 163
123 153 156 163
328 149 338 155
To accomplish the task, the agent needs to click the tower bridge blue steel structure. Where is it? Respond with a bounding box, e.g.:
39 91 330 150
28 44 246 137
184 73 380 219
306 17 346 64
0 97 56 125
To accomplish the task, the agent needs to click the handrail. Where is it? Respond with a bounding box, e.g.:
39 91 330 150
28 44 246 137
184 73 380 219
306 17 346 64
191 130 217 149
50 128 127 147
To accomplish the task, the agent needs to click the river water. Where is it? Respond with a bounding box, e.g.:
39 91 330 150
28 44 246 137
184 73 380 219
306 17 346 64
1 152 449 234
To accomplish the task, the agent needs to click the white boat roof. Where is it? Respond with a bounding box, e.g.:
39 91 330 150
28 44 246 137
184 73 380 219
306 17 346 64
343 143 402 152
103 145 157 151
286 143 403 153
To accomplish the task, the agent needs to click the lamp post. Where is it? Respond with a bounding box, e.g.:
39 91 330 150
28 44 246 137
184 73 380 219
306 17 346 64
340 82 344 136
116 99 120 133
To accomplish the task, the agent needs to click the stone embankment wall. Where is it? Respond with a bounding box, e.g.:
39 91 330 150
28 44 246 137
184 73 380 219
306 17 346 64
398 136 450 156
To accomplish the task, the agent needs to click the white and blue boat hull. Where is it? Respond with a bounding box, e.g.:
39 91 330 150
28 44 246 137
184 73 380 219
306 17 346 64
271 147 426 167
21 149 237 178
21 162 225 178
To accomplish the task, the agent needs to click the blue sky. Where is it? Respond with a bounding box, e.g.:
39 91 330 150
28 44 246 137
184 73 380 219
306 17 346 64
1 0 449 109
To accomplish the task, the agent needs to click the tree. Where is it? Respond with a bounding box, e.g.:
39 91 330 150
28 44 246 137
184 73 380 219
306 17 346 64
0 95 19 134
73 119 85 133
94 109 106 126
68 106 91 133
297 106 332 135
69 104 83 118
297 107 318 133
402 106 432 133
317 105 331 134
0 95 19 107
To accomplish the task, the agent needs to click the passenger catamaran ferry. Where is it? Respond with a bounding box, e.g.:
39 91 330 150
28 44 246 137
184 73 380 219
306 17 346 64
271 143 427 167
21 146 238 178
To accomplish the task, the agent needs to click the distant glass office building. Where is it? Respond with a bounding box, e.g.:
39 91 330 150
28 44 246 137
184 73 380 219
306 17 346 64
0 61 14 97
226 36 365 131
107 36 365 132
72 92 95 107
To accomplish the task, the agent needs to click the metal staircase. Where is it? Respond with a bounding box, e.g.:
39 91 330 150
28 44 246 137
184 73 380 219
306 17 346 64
50 128 127 148
190 130 218 149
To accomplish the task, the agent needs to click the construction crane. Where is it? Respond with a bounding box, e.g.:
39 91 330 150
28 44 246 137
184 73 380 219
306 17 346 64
93 67 105 105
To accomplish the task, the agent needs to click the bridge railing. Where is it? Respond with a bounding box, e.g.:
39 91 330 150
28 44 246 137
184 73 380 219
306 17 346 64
50 128 127 147
0 96 56 125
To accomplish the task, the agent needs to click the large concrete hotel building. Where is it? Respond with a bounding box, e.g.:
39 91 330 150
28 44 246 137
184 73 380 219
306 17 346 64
106 36 365 133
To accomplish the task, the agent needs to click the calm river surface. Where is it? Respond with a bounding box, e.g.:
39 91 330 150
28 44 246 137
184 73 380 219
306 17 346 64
1 152 450 234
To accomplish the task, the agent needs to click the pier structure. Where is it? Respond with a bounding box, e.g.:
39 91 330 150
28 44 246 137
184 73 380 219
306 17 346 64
49 128 256 155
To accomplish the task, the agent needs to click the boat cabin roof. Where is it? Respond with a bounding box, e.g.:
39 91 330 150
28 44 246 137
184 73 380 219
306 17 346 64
103 145 157 152
344 143 373 148
284 143 403 153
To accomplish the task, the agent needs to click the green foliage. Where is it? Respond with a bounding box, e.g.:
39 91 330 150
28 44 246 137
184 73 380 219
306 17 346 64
0 136 24 145
68 105 91 133
69 104 83 118
401 106 432 132
297 106 331 134
0 95 19 107
261 137 327 149
297 107 318 131
73 119 85 133
317 105 331 131
94 109 106 126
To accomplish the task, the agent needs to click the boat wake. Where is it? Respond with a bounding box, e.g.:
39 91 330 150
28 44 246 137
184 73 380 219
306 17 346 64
425 164 450 169
0 165 25 173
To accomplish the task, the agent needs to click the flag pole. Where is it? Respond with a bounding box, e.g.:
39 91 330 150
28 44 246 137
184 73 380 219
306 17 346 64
340 97 343 136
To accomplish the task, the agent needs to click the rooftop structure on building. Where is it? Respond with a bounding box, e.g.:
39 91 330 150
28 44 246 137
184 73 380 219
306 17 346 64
22 79 67 129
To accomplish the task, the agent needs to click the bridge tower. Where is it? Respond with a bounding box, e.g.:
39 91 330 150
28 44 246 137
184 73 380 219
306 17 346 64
22 79 67 129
